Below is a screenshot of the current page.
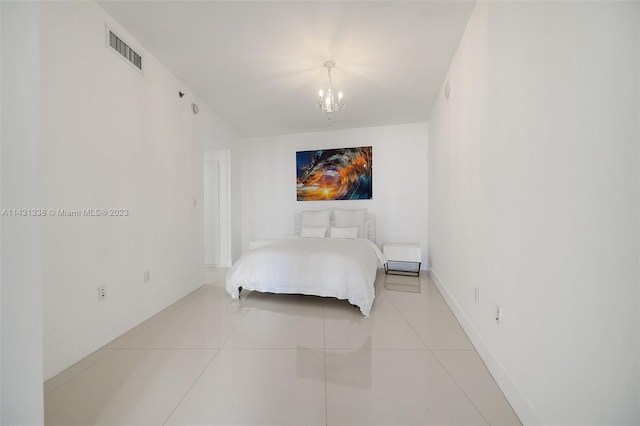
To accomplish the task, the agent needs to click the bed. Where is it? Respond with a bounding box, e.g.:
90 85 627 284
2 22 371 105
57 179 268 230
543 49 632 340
225 210 386 317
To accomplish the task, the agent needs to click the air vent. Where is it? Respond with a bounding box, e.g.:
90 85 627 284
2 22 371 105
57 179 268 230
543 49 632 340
106 27 142 71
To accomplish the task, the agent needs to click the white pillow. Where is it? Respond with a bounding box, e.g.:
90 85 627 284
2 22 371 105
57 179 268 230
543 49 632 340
300 226 327 238
301 209 331 228
330 226 359 239
333 209 366 238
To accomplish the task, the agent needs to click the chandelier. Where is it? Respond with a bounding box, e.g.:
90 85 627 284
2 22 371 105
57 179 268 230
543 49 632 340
317 61 345 113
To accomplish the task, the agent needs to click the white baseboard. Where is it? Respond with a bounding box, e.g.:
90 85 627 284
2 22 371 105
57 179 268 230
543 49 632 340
428 267 541 426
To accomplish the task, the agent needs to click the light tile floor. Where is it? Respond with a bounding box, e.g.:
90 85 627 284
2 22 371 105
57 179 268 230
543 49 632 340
44 269 522 426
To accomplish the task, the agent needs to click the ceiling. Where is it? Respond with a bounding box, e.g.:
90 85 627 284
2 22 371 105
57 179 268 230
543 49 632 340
97 1 476 138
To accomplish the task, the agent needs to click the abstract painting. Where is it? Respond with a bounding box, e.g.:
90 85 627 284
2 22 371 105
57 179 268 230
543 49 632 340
296 146 372 201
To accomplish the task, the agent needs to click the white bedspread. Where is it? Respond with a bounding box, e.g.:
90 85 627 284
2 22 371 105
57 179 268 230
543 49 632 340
226 238 386 317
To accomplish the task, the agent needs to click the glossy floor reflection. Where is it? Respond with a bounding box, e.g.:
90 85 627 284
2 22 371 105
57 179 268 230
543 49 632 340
384 273 421 293
44 268 522 426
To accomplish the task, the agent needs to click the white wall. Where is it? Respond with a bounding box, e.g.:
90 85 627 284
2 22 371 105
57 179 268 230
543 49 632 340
428 1 639 424
1 2 44 424
240 123 428 263
40 1 234 379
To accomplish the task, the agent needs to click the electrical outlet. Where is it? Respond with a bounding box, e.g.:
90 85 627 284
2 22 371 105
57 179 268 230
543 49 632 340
496 306 502 325
98 284 107 301
144 270 150 283
474 288 480 304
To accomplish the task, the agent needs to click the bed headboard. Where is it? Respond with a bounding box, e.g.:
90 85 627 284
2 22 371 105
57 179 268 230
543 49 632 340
294 212 376 242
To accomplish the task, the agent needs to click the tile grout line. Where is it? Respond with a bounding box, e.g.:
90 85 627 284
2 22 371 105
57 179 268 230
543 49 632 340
391 276 489 422
161 348 222 426
393 283 433 351
430 349 492 426
392 279 488 423
163 283 248 426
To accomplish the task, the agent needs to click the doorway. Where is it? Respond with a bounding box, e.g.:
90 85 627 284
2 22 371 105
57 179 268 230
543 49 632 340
204 149 231 267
